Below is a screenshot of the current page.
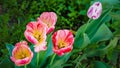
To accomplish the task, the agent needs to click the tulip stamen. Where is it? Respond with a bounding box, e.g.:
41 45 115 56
46 23 50 27
33 31 43 43
58 42 67 49
42 17 52 28
20 54 26 59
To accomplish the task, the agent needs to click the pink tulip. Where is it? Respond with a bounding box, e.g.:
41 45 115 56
37 12 57 34
87 2 102 19
24 21 47 52
52 30 74 56
10 41 33 66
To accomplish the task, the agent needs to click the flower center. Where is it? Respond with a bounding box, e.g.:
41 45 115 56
42 19 52 28
46 22 51 28
18 54 27 59
33 30 43 43
14 45 30 59
58 41 67 49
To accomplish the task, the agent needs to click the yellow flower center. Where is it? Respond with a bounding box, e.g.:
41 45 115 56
33 30 43 43
14 45 31 60
46 22 51 28
42 19 52 28
58 41 68 49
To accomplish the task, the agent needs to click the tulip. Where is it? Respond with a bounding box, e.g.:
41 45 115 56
87 1 102 19
10 41 33 66
52 30 74 56
24 21 47 52
37 12 57 34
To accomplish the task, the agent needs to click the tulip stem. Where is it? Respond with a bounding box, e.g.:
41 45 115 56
50 54 56 65
37 53 40 68
84 19 92 33
24 65 27 68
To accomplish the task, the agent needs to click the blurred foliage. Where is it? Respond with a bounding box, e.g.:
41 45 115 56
0 0 120 68
0 0 90 61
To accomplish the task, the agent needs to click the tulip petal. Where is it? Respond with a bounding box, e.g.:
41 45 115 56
24 31 38 44
87 1 102 19
37 12 57 34
34 42 47 52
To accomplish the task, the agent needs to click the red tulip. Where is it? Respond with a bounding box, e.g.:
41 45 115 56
87 2 102 19
24 21 47 52
10 41 33 66
37 12 57 34
52 30 74 56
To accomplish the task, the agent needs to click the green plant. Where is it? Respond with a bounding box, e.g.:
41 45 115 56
0 0 120 68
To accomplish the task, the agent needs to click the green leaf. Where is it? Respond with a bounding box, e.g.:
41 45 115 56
74 33 90 52
45 33 54 57
86 37 118 57
40 33 53 67
74 24 88 49
98 0 120 5
111 21 120 30
93 61 111 68
85 44 106 57
110 12 120 20
29 45 47 68
50 53 72 68
103 37 118 50
107 50 118 65
114 29 120 37
103 37 118 63
91 24 113 42
80 33 90 50
6 43 14 56
28 45 37 68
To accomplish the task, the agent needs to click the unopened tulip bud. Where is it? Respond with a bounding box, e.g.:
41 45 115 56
87 2 102 19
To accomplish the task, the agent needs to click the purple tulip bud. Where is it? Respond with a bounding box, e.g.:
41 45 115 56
87 2 102 19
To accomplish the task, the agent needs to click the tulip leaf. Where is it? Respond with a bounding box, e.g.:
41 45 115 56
28 45 37 68
93 61 111 68
74 33 90 52
45 33 54 57
49 53 71 68
99 0 120 5
74 25 90 51
40 33 53 67
74 24 87 49
86 37 118 57
38 51 46 66
91 23 113 42
6 43 14 56
79 33 90 50
103 37 118 51
114 29 120 37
